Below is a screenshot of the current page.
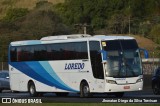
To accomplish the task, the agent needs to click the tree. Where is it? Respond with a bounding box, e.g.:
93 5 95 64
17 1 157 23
17 10 70 37
107 14 129 34
3 8 29 22
149 24 160 44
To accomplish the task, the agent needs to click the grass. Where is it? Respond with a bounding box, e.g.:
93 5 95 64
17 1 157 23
130 35 160 58
13 0 64 9
131 35 157 51
0 0 64 19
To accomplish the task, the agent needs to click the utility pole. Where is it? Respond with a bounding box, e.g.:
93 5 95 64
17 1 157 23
2 62 3 71
83 24 87 34
128 0 131 35
129 15 130 35
129 5 131 35
74 23 89 34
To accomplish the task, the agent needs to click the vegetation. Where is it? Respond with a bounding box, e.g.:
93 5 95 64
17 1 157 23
0 0 160 62
54 0 160 35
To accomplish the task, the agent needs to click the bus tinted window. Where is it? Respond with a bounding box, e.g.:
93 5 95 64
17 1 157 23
89 41 104 79
104 40 121 51
10 42 88 62
121 40 138 50
20 46 34 61
10 47 17 62
46 42 88 60
34 45 47 61
104 40 138 51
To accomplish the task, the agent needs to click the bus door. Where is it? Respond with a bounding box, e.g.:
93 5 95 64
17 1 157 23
89 41 105 92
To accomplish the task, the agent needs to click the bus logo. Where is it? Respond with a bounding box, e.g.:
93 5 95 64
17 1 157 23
65 63 85 70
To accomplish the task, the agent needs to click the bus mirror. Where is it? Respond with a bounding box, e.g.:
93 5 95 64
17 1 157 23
99 50 107 61
139 48 149 59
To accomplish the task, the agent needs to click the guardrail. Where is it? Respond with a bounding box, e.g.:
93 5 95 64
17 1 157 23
142 58 160 75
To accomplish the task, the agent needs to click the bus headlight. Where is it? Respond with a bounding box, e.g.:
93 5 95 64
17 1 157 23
136 78 143 83
106 80 117 84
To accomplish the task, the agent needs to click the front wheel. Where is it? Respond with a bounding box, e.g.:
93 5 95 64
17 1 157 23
28 82 37 97
80 82 92 98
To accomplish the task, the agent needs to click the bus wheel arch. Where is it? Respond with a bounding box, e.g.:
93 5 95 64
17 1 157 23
28 80 37 97
80 80 92 98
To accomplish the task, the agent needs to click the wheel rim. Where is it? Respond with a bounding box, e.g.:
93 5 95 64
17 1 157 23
30 85 35 95
83 85 89 97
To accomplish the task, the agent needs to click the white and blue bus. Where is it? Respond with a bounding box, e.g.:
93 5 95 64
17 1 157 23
8 34 147 97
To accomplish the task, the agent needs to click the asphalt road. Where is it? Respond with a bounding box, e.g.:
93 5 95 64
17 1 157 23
0 89 160 103
0 75 159 103
0 90 159 97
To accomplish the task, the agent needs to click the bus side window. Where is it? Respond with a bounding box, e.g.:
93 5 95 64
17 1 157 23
46 45 53 60
17 47 22 62
89 41 104 79
34 45 47 61
10 47 17 62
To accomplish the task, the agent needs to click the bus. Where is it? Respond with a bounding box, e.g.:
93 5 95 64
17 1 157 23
8 34 147 97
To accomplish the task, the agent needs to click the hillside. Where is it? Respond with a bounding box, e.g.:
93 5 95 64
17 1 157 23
132 35 156 51
109 34 158 52
0 0 64 19
105 34 159 58
0 0 160 61
132 35 159 58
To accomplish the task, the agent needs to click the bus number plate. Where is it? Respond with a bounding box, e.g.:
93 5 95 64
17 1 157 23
124 86 130 89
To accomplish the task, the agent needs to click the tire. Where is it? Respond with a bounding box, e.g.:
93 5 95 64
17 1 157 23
153 84 160 95
115 92 124 98
28 82 37 97
80 82 92 98
56 92 69 97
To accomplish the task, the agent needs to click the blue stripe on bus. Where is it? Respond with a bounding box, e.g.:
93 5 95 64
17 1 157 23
39 61 70 88
9 62 78 92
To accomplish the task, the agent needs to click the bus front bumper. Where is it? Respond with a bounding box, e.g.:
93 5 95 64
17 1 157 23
104 82 143 92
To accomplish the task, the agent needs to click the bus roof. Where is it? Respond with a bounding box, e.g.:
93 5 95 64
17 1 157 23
10 34 135 46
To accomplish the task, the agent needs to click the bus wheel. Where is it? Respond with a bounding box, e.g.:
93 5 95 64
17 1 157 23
28 82 37 97
80 82 92 98
115 92 124 98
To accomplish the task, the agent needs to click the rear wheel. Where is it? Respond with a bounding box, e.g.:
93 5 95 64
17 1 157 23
28 82 37 97
153 84 160 95
80 82 92 98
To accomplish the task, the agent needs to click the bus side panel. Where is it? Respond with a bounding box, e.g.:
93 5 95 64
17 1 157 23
49 61 105 93
48 60 91 92
9 60 106 93
9 64 69 92
9 64 20 91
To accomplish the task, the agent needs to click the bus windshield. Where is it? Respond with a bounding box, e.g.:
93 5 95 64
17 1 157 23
103 40 142 78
